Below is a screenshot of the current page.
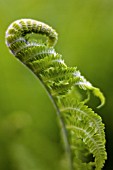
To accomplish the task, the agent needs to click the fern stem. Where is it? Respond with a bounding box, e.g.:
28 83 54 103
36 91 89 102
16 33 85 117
51 97 73 170
38 77 73 170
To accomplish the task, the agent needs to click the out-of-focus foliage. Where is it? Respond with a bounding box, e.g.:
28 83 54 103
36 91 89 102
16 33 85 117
0 0 113 169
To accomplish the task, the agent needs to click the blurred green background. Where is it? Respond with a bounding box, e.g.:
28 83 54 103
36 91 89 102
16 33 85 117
0 0 113 169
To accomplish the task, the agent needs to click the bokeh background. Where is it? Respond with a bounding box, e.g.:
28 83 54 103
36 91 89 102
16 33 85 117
0 0 113 169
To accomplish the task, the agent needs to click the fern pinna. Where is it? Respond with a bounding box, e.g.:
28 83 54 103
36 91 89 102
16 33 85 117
5 19 107 170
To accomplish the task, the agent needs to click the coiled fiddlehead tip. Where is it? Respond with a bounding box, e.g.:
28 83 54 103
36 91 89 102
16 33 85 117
5 18 58 50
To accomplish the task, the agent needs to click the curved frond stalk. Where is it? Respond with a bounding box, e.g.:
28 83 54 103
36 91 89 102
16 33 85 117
5 19 107 170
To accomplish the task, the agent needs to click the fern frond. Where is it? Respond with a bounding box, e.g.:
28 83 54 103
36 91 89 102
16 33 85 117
5 18 107 170
59 98 107 169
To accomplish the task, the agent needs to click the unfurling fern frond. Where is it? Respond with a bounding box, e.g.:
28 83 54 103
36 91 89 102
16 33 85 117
5 19 107 170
